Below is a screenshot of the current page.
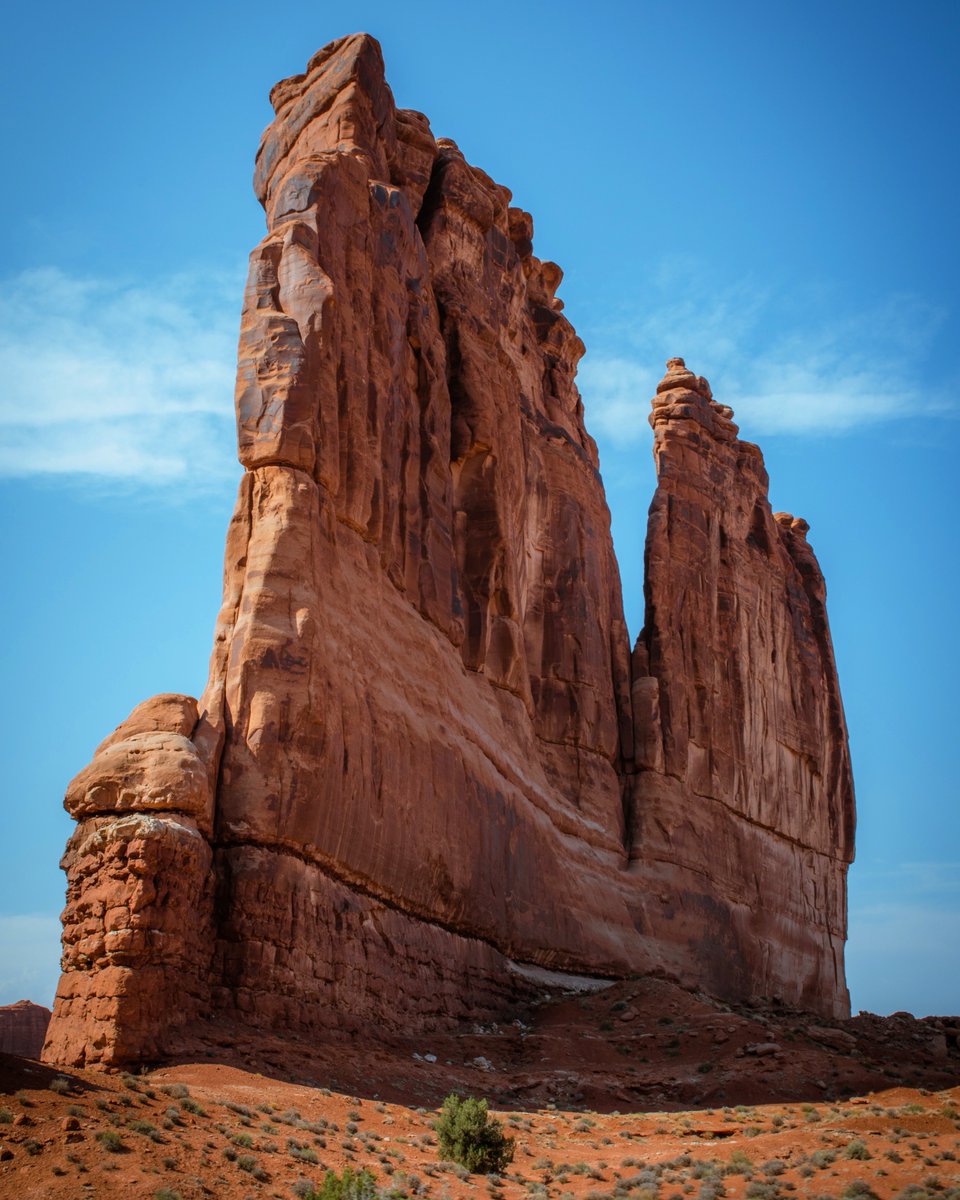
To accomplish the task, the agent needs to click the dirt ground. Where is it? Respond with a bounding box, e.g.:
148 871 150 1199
2 975 958 1199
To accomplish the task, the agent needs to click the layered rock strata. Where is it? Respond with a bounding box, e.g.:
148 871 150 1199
43 34 855 1068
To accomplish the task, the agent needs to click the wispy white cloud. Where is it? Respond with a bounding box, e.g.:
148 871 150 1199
2 261 950 486
0 266 244 490
578 265 949 443
0 914 61 1008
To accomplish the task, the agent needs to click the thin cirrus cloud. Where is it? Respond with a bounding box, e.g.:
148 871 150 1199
576 270 948 445
0 264 949 490
0 266 245 491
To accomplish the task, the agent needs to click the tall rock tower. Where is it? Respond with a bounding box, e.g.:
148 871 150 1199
43 35 854 1068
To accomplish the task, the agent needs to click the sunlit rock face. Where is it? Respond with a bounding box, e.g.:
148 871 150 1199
43 35 855 1067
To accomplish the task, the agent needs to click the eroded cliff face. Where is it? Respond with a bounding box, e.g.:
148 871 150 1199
43 34 855 1068
626 360 854 1012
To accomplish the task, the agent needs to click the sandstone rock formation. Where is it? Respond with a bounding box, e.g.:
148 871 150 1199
43 34 855 1068
0 1000 51 1058
625 360 854 1006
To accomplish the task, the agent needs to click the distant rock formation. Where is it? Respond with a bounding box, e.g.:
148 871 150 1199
1 1000 51 1059
42 35 855 1068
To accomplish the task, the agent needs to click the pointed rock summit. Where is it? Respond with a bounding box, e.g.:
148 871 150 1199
42 36 855 1068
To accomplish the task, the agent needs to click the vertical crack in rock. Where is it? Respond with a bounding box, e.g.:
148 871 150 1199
43 39 855 1067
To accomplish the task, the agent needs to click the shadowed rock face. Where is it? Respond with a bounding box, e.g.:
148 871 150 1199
42 35 855 1068
0 1001 51 1059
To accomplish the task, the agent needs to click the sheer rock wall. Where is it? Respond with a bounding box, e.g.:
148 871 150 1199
43 35 855 1067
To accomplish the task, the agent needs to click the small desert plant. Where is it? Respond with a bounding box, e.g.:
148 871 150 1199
844 1139 871 1161
841 1183 879 1200
310 1166 378 1200
726 1150 752 1174
435 1094 514 1174
743 1184 780 1200
96 1129 125 1153
49 1076 72 1094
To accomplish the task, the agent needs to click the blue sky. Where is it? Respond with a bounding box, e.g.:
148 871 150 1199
1 0 957 1017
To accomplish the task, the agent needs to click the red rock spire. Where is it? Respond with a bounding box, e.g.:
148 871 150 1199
43 42 855 1068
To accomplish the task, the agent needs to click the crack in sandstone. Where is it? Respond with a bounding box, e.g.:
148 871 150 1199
214 833 624 982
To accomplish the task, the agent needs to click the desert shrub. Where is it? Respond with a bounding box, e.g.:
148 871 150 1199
0 1108 11 1124
844 1139 871 1160
128 1118 163 1142
311 1166 377 1200
438 1160 470 1180
744 1184 780 1200
154 1190 183 1200
49 1076 72 1094
435 1094 515 1174
842 1183 879 1200
96 1129 126 1153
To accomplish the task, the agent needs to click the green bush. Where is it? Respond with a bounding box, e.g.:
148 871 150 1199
309 1166 377 1200
842 1183 879 1200
434 1094 514 1174
96 1129 126 1153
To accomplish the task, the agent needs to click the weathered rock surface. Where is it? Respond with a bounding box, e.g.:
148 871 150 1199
624 358 855 1012
43 34 855 1068
0 1001 51 1058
